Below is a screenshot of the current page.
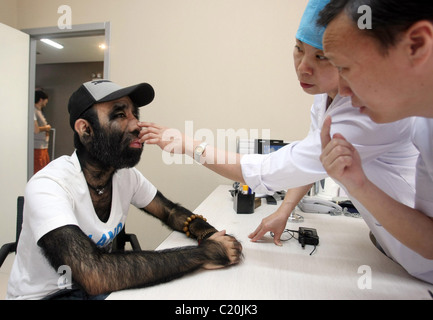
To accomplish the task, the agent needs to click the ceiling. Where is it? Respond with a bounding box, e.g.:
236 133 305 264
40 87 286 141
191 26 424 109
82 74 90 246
36 35 106 64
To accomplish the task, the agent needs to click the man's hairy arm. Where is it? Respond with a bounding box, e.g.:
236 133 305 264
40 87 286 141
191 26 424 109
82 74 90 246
142 191 218 240
38 225 235 296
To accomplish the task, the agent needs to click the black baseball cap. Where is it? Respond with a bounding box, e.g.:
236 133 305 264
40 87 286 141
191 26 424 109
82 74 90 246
68 79 155 129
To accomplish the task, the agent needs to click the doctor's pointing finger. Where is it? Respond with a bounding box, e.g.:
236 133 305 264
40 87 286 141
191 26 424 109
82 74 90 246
320 116 367 195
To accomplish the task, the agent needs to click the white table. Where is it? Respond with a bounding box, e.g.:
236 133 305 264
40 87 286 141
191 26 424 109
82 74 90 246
108 185 433 300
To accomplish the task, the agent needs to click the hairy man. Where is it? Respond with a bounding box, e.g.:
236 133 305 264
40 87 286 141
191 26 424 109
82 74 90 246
7 80 242 300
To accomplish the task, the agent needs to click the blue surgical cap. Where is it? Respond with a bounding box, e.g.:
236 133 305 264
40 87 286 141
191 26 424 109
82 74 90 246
296 0 330 51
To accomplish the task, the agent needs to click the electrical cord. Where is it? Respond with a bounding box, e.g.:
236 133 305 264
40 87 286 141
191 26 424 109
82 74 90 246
270 229 318 255
270 229 298 241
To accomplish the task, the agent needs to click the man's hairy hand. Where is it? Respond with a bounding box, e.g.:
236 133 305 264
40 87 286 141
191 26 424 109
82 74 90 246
201 230 243 270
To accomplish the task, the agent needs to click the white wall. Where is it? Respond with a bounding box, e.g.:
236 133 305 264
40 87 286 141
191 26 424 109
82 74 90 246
0 23 29 245
3 0 313 249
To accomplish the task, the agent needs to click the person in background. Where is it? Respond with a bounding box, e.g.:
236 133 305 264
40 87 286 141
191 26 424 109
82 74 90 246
140 0 422 285
34 90 51 174
317 0 433 283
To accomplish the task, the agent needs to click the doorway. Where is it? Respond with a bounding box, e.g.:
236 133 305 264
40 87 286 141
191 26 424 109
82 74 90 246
23 22 111 180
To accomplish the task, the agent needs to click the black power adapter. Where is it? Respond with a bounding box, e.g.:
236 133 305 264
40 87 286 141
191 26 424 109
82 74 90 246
298 227 319 249
270 227 320 255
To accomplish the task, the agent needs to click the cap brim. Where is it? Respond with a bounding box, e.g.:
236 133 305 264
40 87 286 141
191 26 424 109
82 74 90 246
97 83 155 107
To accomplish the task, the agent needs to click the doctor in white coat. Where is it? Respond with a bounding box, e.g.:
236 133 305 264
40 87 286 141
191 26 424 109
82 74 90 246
318 0 433 284
140 0 425 282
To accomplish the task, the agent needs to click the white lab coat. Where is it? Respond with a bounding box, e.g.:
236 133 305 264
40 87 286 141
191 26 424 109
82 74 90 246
412 117 433 218
241 94 433 284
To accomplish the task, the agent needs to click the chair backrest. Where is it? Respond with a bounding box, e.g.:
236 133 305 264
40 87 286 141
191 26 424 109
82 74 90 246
0 197 23 267
16 196 24 245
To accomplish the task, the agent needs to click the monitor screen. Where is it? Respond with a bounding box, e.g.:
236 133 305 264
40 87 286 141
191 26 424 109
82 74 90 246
256 139 289 154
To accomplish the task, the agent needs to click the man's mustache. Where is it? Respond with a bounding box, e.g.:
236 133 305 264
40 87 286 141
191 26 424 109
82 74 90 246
122 130 141 145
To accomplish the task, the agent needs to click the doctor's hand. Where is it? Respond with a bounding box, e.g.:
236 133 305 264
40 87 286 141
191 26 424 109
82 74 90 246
320 116 367 194
139 122 189 155
248 209 288 246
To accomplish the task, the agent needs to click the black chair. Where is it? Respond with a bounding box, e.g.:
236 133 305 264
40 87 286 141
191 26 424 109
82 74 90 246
112 227 142 252
0 196 24 268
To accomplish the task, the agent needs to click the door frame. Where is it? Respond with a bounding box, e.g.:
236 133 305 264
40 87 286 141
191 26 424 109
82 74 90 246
22 22 111 180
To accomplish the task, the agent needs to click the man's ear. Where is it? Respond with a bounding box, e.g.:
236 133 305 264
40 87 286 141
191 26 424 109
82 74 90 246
74 119 92 137
404 20 433 67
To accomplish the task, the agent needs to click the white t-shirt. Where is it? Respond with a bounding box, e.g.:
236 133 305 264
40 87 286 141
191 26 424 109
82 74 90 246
7 151 157 300
241 94 433 284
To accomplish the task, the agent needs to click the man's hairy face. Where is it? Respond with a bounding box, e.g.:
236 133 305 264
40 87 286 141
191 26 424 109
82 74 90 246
86 97 143 169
